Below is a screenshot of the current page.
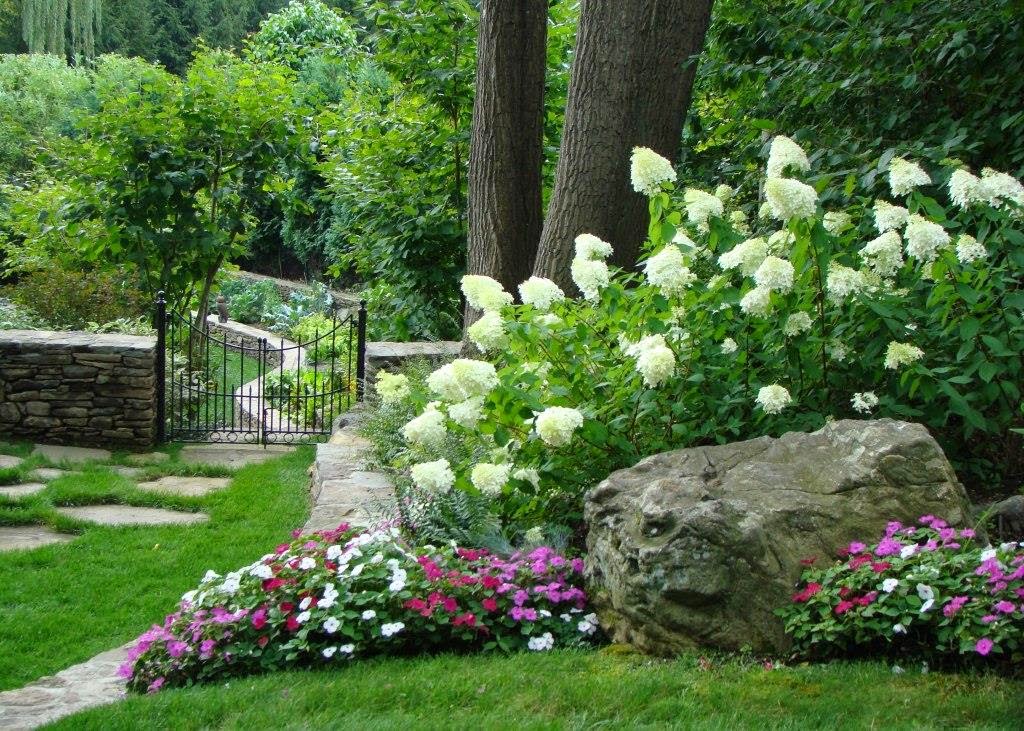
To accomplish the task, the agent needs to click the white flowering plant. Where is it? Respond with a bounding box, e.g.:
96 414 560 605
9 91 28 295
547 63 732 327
780 517 1023 666
381 138 1023 535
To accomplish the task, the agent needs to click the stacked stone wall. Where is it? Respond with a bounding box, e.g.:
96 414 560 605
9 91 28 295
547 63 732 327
0 330 156 447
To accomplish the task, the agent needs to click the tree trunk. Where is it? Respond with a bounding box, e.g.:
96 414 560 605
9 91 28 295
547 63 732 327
532 0 714 290
463 0 548 332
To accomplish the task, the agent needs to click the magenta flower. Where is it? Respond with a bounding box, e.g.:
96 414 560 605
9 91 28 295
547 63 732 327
981 614 997 624
147 677 166 694
974 638 994 656
960 528 976 539
942 596 969 617
166 641 189 659
874 537 902 557
848 541 867 554
994 600 1016 614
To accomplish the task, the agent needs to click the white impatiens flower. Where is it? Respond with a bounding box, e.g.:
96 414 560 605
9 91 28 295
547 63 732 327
979 168 1024 209
715 183 735 202
625 334 676 388
322 646 338 658
753 255 795 293
512 467 541 489
630 146 677 196
467 310 507 352
851 391 879 414
380 622 405 638
375 371 410 406
461 275 513 312
447 396 485 429
861 231 904 279
822 211 852 235
825 263 866 305
527 632 555 651
917 583 935 614
756 384 792 415
882 578 899 593
535 406 584 447
904 214 950 264
893 623 908 635
410 458 456 493
299 557 316 571
339 644 355 655
401 405 446 447
718 237 768 277
470 462 511 497
570 257 611 301
888 158 931 197
766 135 810 179
764 177 818 221
323 616 341 634
643 245 696 296
684 187 724 231
518 277 565 311
721 337 738 354
955 234 986 265
949 168 983 208
427 359 499 402
884 341 925 370
739 286 773 317
783 312 814 337
574 233 614 261
873 200 910 233
249 563 273 579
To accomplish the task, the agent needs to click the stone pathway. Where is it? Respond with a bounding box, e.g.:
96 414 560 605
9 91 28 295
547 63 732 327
109 466 144 479
0 526 74 551
31 445 111 464
29 468 68 481
0 482 45 499
124 452 169 466
55 505 209 526
136 476 230 497
0 454 23 469
180 443 295 469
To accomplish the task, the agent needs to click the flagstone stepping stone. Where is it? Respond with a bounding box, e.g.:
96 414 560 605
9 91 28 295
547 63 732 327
136 476 231 497
0 454 24 469
124 452 170 466
0 483 46 499
109 466 144 479
29 468 69 482
32 445 111 464
0 526 74 552
180 443 295 469
55 505 209 526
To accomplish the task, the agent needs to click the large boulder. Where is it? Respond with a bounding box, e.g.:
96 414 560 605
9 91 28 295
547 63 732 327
584 419 974 654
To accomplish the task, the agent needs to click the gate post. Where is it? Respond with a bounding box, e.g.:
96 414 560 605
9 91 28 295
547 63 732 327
154 291 167 444
356 300 368 401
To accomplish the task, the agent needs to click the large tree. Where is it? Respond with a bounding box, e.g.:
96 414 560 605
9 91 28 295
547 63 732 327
21 0 102 60
531 0 714 289
464 0 548 325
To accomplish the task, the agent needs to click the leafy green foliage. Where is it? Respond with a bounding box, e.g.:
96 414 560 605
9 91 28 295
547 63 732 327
1 265 148 329
216 277 284 326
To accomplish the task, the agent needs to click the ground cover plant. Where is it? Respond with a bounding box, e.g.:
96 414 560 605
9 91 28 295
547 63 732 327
0 445 313 691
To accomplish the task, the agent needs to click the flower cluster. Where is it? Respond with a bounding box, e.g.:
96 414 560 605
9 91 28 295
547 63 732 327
780 517 1023 664
120 524 597 693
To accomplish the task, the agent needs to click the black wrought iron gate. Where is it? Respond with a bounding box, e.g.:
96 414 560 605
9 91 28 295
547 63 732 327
154 292 366 445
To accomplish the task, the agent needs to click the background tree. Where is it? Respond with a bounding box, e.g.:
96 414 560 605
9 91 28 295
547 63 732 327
532 0 714 289
21 0 102 60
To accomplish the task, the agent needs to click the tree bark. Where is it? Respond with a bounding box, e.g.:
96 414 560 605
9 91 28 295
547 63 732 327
532 0 714 290
463 0 548 331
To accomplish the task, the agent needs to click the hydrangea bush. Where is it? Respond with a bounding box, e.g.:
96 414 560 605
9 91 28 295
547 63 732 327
377 137 1023 535
779 516 1023 664
120 523 596 693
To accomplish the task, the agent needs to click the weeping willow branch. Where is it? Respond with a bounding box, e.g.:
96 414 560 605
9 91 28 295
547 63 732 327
21 0 102 61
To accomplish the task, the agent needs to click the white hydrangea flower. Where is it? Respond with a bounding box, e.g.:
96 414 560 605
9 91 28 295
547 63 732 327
467 310 507 352
523 526 544 544
955 234 986 265
860 231 904 279
518 277 565 311
873 200 910 233
766 229 796 254
783 311 813 337
536 313 562 328
758 201 772 219
851 391 879 414
729 209 750 235
410 458 455 493
624 334 676 388
401 406 446 447
375 371 410 405
512 467 541 489
630 146 677 196
684 188 724 231
574 233 614 261
447 396 485 429
535 406 584 447
979 168 1024 209
753 255 795 293
739 286 773 317
827 340 849 362
570 257 610 301
823 211 852 235
643 245 696 297
949 169 983 208
427 359 499 402
904 214 950 263
826 263 866 305
764 178 818 221
884 341 924 370
672 229 701 252
461 275 513 312
756 384 792 415
718 237 768 277
766 135 810 178
715 183 735 202
721 337 738 354
888 158 931 197
471 462 511 497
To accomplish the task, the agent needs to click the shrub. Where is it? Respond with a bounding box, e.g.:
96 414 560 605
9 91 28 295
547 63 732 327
2 266 148 330
85 316 155 336
0 297 43 330
383 138 1023 538
119 523 596 693
290 312 350 364
217 278 283 326
264 368 353 429
779 516 1023 665
271 283 334 336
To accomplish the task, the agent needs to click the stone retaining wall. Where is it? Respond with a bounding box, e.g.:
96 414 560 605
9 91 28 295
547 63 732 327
0 330 157 447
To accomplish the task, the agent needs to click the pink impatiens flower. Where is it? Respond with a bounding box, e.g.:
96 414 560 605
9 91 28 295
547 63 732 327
942 596 969 617
994 600 1016 614
975 638 994 656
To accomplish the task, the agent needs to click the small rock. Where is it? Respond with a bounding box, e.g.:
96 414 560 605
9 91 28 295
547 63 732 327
32 445 111 464
990 495 1024 541
30 468 68 482
55 505 209 526
0 454 24 469
179 444 294 469
136 476 231 497
0 526 74 552
124 452 170 466
0 483 46 499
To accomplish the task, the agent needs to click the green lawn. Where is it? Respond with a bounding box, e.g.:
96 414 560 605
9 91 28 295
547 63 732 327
52 649 1024 730
0 446 313 691
170 342 262 431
